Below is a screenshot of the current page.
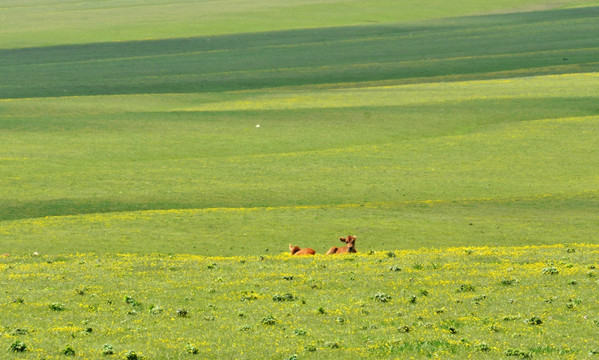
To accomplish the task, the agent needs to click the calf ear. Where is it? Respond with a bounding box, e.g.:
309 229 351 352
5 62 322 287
339 237 346 243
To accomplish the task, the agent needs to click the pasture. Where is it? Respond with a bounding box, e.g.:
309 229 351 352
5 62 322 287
2 245 599 359
1 0 599 358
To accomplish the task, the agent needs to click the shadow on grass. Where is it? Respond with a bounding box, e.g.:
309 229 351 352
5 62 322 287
0 198 194 221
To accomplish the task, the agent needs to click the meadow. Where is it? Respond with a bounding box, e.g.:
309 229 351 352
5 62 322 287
2 245 599 359
1 0 599 358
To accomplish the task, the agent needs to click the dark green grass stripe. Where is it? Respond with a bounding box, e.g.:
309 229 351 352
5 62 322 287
1 189 597 223
1 7 597 98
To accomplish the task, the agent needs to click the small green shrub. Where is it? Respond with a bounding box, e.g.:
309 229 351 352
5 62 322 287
542 266 559 275
102 344 114 355
526 316 543 325
241 292 258 301
261 315 277 325
124 295 142 307
186 343 199 354
505 348 532 358
397 325 412 333
272 293 295 302
501 279 518 286
373 293 392 303
325 341 340 349
149 305 164 314
475 342 490 352
49 303 64 311
124 350 141 360
9 340 27 353
62 345 76 356
456 283 475 293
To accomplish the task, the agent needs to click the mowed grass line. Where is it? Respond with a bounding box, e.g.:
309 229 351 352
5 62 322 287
1 7 598 98
1 245 598 359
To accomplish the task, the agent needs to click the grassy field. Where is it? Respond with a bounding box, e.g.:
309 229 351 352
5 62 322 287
3 0 598 49
1 0 599 358
1 245 598 359
2 74 599 255
3 5 599 99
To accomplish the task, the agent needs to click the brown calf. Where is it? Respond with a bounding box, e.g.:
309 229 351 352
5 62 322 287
289 244 316 256
326 235 357 255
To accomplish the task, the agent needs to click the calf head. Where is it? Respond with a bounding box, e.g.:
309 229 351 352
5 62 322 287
289 244 301 255
340 235 357 253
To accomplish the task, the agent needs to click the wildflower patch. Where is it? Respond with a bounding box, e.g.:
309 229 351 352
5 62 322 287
1 244 598 359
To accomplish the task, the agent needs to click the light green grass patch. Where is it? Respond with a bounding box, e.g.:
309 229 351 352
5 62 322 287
1 0 595 49
176 73 599 112
2 191 598 256
2 72 597 115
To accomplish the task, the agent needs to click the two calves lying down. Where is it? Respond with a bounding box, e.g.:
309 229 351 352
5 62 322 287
289 235 357 255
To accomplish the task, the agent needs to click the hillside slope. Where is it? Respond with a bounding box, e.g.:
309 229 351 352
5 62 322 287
1 6 598 98
0 2 598 256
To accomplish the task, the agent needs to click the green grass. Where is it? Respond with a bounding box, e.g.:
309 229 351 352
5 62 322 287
1 0 596 49
1 1 599 358
2 6 599 98
1 245 598 359
2 73 598 255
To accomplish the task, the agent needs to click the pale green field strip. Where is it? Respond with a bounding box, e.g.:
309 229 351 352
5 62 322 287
2 190 597 255
2 111 597 209
2 73 597 115
177 73 599 112
2 0 596 49
1 245 598 358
